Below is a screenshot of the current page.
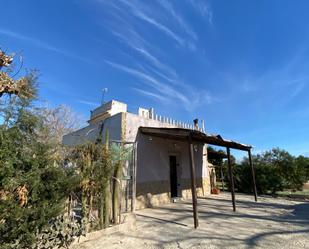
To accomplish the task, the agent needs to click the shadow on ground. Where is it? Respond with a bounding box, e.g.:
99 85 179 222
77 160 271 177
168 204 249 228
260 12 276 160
134 194 309 248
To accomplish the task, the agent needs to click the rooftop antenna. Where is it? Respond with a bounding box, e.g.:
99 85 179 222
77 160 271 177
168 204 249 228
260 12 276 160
101 88 108 105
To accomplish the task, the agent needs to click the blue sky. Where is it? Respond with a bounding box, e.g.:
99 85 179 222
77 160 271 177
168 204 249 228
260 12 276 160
1 0 309 157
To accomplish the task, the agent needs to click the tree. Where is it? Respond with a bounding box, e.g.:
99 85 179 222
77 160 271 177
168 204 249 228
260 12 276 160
38 104 83 144
0 50 35 99
234 148 308 195
0 55 77 248
294 155 309 184
36 104 83 161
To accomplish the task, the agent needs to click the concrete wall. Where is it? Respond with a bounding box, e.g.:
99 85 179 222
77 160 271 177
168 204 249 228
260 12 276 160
124 112 210 209
101 113 124 142
62 113 124 145
63 108 211 210
89 100 127 125
134 134 209 209
62 123 101 145
124 112 177 142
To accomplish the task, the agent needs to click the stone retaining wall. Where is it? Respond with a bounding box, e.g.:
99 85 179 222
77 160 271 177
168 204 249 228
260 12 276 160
136 177 210 209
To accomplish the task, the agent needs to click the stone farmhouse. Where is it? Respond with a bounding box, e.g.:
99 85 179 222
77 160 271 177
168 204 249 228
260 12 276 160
63 100 211 209
63 100 257 225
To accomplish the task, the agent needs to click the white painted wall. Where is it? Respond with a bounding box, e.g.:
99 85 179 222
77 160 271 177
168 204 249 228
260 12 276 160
62 123 101 145
63 104 209 197
135 134 204 183
125 112 177 142
63 113 123 145
124 112 206 194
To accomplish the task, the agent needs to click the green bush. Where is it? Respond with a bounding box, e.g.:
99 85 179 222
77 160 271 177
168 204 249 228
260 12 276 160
35 215 84 249
215 148 309 195
232 148 308 195
0 73 79 248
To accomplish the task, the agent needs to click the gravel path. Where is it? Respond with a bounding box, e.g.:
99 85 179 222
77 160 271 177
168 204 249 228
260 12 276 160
72 193 309 249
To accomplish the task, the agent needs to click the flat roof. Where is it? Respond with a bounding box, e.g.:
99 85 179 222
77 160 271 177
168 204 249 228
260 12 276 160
139 127 252 151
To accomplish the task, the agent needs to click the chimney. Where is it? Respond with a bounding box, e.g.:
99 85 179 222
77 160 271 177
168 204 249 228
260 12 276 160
193 118 199 130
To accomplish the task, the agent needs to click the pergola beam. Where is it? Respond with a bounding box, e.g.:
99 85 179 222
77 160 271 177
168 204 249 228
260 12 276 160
139 127 252 151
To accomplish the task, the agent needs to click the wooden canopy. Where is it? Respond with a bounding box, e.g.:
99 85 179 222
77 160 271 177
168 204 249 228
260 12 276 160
139 127 252 151
139 127 258 228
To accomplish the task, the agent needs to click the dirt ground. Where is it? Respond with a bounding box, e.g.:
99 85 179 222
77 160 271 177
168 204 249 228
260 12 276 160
72 193 309 249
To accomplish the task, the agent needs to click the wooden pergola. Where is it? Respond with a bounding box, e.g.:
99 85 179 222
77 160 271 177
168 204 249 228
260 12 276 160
139 127 258 229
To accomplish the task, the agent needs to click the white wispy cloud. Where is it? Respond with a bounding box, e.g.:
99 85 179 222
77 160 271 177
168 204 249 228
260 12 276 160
119 0 186 46
105 60 215 111
242 79 259 93
245 68 308 106
289 81 306 99
132 87 167 102
98 0 195 79
102 0 197 50
187 0 213 25
105 60 190 105
110 28 178 81
156 0 198 41
77 100 100 107
94 0 216 111
146 66 176 83
0 29 90 63
0 29 64 53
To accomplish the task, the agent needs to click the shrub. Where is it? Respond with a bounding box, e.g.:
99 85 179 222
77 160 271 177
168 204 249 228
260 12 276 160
0 72 79 248
215 148 309 195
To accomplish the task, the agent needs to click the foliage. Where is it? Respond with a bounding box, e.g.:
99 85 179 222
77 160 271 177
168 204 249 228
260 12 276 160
0 70 38 128
36 104 83 161
70 140 114 230
0 70 78 248
0 49 132 248
216 147 309 195
70 139 132 230
207 146 224 167
97 135 113 229
0 71 36 98
35 215 84 249
110 143 132 224
294 155 309 184
0 50 13 68
0 49 36 99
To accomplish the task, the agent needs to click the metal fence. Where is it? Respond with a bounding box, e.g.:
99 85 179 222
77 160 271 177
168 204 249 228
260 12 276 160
68 141 137 226
113 141 136 213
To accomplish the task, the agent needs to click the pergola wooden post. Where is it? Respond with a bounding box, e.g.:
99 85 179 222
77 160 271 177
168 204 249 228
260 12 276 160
132 141 138 212
188 133 198 228
227 147 236 212
248 149 258 202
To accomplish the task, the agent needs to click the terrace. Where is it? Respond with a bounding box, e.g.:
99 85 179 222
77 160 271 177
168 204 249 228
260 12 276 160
72 193 309 249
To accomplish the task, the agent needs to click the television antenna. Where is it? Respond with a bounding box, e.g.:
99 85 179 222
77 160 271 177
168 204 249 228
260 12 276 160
101 88 108 104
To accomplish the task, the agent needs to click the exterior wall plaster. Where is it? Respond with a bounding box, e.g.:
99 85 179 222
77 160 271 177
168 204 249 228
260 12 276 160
63 102 211 210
